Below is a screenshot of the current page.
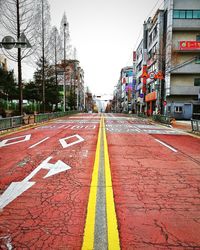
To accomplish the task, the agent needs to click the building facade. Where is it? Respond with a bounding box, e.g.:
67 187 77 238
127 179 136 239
122 0 200 119
57 59 85 111
164 0 200 119
119 66 135 112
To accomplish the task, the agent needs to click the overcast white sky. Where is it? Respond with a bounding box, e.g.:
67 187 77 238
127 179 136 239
24 0 164 96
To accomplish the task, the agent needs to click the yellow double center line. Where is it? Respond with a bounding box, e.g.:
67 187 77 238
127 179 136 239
82 116 120 249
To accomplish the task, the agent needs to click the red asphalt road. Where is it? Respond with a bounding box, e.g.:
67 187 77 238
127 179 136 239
0 113 100 249
106 114 200 249
1 113 200 249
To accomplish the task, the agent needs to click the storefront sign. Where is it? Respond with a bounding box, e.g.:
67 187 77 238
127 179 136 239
145 91 157 102
141 65 149 78
180 41 200 50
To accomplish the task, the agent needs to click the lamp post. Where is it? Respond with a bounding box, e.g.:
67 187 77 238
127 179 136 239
41 0 45 113
0 33 31 115
63 22 67 112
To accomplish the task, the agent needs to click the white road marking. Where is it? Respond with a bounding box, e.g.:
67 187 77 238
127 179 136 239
0 134 31 148
59 134 84 148
29 137 50 149
0 157 71 209
155 139 178 152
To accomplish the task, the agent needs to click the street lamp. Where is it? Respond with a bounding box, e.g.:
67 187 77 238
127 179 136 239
0 33 31 115
41 0 45 113
63 22 67 112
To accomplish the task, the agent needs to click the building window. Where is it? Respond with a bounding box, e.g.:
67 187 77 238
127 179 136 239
196 35 200 41
173 10 180 18
179 10 186 18
175 106 183 113
194 78 200 86
167 106 171 113
193 10 200 18
173 10 200 19
186 10 193 18
195 56 200 64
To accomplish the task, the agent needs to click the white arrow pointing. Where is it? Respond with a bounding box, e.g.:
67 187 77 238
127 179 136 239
42 160 71 178
0 157 71 209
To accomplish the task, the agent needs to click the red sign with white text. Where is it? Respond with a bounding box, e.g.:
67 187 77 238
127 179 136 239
180 41 200 50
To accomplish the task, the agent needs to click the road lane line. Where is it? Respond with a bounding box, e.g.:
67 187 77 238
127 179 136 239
94 119 107 249
155 139 178 152
29 137 50 149
82 118 102 250
102 117 120 250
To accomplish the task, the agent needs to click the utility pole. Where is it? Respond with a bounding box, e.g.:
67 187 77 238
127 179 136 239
16 0 23 115
42 0 45 113
54 27 58 110
63 22 67 112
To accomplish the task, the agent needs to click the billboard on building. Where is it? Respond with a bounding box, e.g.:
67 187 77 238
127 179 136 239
180 41 200 50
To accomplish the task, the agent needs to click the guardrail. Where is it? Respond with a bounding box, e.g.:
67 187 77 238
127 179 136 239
0 111 78 131
152 115 173 125
191 119 200 132
0 116 23 130
34 111 77 123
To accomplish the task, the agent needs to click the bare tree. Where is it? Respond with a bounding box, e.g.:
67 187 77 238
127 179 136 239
30 0 51 112
48 26 63 109
0 0 36 115
31 0 51 63
48 26 63 66
60 12 73 60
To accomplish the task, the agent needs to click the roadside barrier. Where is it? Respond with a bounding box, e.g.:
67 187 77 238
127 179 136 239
152 115 173 125
191 119 200 132
0 116 23 130
34 111 78 123
0 111 78 131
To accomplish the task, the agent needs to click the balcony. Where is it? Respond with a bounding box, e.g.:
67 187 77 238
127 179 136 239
170 86 200 95
170 60 200 74
173 19 200 30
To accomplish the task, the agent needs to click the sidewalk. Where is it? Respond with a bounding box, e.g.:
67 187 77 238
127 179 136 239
171 120 192 132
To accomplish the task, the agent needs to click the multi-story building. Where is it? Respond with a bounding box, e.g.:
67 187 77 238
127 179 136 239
145 10 165 116
164 0 200 119
135 40 144 113
84 87 93 112
114 0 200 119
134 0 200 119
57 59 85 111
120 66 134 112
135 10 165 116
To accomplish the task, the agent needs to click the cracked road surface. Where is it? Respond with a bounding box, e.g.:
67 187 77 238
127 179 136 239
106 113 200 249
0 113 200 249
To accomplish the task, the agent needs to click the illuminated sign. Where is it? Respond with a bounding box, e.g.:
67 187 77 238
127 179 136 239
180 41 200 50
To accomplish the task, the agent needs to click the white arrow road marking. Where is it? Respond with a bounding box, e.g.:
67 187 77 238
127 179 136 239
42 160 71 178
0 134 31 148
0 181 35 210
0 157 71 209
59 134 84 148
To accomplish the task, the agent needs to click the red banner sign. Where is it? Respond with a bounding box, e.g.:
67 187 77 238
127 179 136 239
145 91 157 102
180 41 200 50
